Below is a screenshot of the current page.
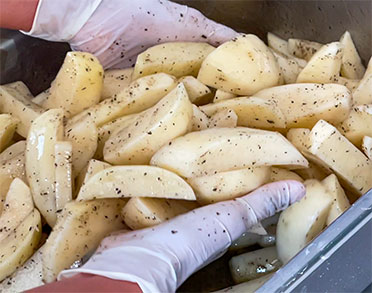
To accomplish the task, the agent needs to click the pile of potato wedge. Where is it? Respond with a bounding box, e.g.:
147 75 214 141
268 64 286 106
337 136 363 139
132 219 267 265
0 30 371 291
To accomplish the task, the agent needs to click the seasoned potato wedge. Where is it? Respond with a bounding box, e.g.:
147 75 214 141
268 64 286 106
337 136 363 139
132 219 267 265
198 35 281 95
102 68 133 100
200 97 287 130
276 180 332 264
77 165 196 201
151 127 308 178
322 174 350 225
26 109 64 227
352 58 372 105
42 199 128 283
0 114 18 152
213 89 236 102
332 76 360 91
33 89 49 106
42 52 103 117
362 136 372 159
286 128 310 152
122 197 198 230
0 82 44 137
340 31 365 79
287 38 322 61
104 83 192 165
306 120 372 196
0 140 25 163
209 109 238 128
296 42 343 84
133 42 215 79
295 162 330 181
67 73 177 127
267 32 290 56
187 167 271 204
190 105 209 131
54 142 73 211
270 167 303 182
0 209 42 282
0 178 33 242
272 50 303 84
338 104 372 147
179 76 212 105
255 83 352 128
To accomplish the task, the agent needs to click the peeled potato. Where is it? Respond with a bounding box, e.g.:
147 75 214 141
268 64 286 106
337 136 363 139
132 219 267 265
270 167 304 182
213 89 236 102
362 136 372 159
267 32 290 56
209 109 238 128
178 76 212 105
190 105 209 131
102 68 133 100
340 31 365 79
352 58 372 105
287 38 322 61
0 140 25 163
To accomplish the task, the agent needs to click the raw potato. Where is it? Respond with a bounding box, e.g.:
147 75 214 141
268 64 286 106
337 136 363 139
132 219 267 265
270 167 304 182
77 165 196 201
338 104 372 147
102 68 133 100
0 114 18 152
33 89 49 105
322 174 350 225
287 38 322 61
286 128 310 152
295 162 330 181
306 120 372 196
267 32 290 56
190 105 209 131
255 83 352 128
26 109 64 227
209 109 238 128
362 136 372 159
229 247 281 283
151 127 308 178
352 58 372 105
0 209 42 282
198 34 281 95
67 73 177 127
214 273 273 293
0 178 34 242
0 81 44 137
272 50 302 84
42 52 103 117
42 199 128 283
332 76 360 92
54 142 73 212
340 31 365 79
187 167 271 204
133 42 215 79
276 180 332 264
178 76 212 105
122 197 198 230
296 42 343 84
200 97 287 130
0 140 25 163
65 116 98 177
104 83 193 165
213 89 236 102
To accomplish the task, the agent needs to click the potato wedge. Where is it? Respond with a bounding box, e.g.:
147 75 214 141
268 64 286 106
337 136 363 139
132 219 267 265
133 42 215 79
272 50 302 84
0 209 42 282
54 142 73 212
276 180 332 264
191 105 209 131
213 89 236 102
42 199 128 283
306 120 372 196
322 174 350 225
255 83 352 128
338 104 372 147
102 68 133 100
362 136 372 159
287 38 322 61
26 109 64 227
33 89 50 106
187 167 271 204
200 97 286 130
151 127 308 178
104 83 192 165
42 52 103 117
267 32 290 56
77 165 196 201
352 58 372 105
122 197 198 230
0 82 44 137
0 178 33 242
296 42 343 84
270 167 303 182
0 114 18 152
179 76 212 105
340 31 365 79
65 116 98 177
0 140 25 163
332 76 360 91
67 73 177 128
209 109 238 128
286 128 310 152
198 34 281 95
295 162 330 181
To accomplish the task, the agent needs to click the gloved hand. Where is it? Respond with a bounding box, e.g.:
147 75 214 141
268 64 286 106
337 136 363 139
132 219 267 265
24 0 238 69
59 180 305 293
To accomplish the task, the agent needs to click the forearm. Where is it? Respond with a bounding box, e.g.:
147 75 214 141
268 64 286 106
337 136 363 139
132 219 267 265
0 0 38 31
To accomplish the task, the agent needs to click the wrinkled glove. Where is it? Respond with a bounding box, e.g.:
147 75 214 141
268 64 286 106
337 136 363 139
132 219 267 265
59 180 305 293
23 0 238 69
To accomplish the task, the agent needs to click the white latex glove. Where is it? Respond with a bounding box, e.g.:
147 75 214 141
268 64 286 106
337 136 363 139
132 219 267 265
23 0 238 69
59 180 305 293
